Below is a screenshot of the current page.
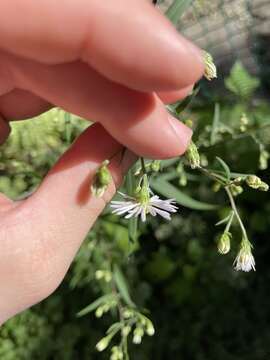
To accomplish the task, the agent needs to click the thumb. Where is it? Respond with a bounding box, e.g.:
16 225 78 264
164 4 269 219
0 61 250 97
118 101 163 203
0 123 135 322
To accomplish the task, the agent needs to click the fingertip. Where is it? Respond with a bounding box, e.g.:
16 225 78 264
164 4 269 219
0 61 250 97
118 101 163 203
158 84 194 104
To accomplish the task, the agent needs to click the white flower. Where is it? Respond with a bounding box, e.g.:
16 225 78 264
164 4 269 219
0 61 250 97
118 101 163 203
111 192 177 222
111 174 178 222
234 240 256 272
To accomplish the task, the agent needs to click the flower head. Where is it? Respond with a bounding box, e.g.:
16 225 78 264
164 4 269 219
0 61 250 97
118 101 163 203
111 175 177 222
203 51 217 81
91 160 112 197
185 141 200 169
217 231 231 255
234 240 255 272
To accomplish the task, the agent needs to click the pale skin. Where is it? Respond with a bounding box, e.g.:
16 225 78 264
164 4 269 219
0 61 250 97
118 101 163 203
0 0 204 325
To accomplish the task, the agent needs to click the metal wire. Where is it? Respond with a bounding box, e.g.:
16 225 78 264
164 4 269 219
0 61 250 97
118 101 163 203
162 0 270 81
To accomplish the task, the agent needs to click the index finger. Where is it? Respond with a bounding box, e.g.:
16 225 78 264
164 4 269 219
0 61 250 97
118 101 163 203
0 0 204 91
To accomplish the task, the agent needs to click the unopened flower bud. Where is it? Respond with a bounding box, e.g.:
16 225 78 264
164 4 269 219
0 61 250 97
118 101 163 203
186 141 200 169
229 184 243 196
212 182 221 192
95 306 104 318
123 309 133 319
122 325 131 337
240 113 249 125
234 177 243 185
203 51 217 81
246 175 262 189
184 119 193 128
217 231 231 254
91 160 112 197
95 270 104 280
259 181 269 192
179 174 187 187
145 320 155 336
151 160 161 172
96 336 111 352
104 271 112 283
259 150 269 170
133 327 144 344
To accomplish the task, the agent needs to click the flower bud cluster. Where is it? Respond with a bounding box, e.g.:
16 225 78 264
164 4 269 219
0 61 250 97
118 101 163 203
186 141 200 169
91 160 112 197
203 51 217 81
245 175 269 191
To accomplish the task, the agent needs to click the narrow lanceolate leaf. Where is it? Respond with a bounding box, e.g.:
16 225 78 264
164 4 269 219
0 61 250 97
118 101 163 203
215 214 232 226
210 103 220 145
113 265 135 307
77 294 117 317
166 0 194 24
126 168 138 243
215 157 231 181
151 179 218 210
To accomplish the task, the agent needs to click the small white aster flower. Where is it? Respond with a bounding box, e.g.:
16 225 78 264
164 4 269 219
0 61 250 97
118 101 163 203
233 240 255 272
110 175 178 222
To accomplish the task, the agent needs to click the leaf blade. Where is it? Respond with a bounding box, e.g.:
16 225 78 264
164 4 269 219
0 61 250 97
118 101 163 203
151 179 218 210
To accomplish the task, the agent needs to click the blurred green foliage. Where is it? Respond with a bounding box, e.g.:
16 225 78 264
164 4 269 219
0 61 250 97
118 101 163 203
0 63 270 359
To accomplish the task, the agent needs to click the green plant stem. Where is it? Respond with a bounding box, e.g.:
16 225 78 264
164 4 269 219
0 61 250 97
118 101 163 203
225 211 234 232
140 157 147 175
225 186 248 240
197 165 227 185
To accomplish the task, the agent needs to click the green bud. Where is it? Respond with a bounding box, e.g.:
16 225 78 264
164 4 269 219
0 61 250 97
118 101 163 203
259 150 269 170
145 320 155 336
95 307 104 318
96 336 111 352
203 51 217 81
122 325 131 337
184 119 193 128
212 182 221 193
91 160 112 197
246 175 262 189
133 327 144 344
229 184 243 196
104 271 112 283
179 174 187 187
123 309 133 319
200 154 208 167
217 231 231 255
95 270 104 280
240 113 249 126
233 177 244 185
151 160 161 172
259 181 269 192
185 141 200 169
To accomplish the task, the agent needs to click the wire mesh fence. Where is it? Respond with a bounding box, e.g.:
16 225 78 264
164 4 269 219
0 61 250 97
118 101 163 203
161 0 270 86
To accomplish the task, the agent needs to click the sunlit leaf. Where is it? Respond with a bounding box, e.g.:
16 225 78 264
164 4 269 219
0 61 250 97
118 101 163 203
77 294 117 317
215 157 231 180
210 103 220 145
166 0 194 24
151 179 218 210
113 265 135 307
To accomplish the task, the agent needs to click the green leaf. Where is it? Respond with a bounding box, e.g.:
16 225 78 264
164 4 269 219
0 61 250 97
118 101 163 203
106 322 123 335
215 157 231 180
113 265 135 307
215 214 231 226
77 294 117 317
151 179 218 210
175 86 200 114
166 0 194 24
225 61 260 99
210 103 220 145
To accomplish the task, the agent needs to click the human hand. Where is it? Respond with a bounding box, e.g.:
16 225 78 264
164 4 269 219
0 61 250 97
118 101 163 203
0 0 204 324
